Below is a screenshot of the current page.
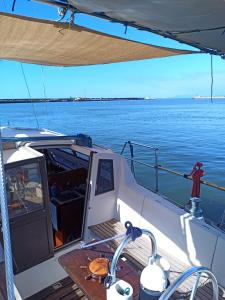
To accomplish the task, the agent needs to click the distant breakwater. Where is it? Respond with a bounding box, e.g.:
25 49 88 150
0 97 146 104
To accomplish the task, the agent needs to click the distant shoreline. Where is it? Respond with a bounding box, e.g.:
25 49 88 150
193 96 225 100
0 97 151 104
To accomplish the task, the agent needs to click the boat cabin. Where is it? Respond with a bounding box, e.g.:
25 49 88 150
1 127 225 300
1 128 116 274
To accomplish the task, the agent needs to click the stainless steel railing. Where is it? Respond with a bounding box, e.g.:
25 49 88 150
121 141 225 195
121 141 159 192
105 228 157 287
121 140 225 227
159 266 218 300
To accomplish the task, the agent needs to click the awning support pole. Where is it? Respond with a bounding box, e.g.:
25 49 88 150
0 131 15 300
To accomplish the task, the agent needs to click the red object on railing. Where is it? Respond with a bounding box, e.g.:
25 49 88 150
190 162 204 197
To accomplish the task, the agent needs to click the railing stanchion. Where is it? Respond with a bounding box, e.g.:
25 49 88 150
219 209 225 228
128 141 135 176
120 142 127 155
155 149 159 192
189 272 201 300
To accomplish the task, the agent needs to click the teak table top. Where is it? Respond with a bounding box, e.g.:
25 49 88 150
58 245 140 300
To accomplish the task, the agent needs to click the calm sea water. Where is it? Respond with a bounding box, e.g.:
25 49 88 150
1 98 225 223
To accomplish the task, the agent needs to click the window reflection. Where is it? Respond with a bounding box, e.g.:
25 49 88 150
95 159 114 195
6 162 43 218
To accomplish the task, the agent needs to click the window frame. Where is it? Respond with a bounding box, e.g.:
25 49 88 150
95 159 114 196
46 148 89 169
51 148 89 162
4 157 47 220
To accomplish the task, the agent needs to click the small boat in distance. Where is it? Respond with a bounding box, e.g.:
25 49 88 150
144 96 155 100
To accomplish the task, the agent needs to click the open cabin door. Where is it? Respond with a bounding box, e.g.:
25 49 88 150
3 155 54 274
86 152 117 227
37 145 89 248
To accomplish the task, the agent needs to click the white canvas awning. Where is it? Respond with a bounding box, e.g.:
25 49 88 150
0 13 195 67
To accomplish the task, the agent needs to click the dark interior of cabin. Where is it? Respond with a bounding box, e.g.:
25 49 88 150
37 147 89 249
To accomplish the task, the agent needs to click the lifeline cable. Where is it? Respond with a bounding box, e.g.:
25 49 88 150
41 66 47 99
210 54 214 103
20 63 40 128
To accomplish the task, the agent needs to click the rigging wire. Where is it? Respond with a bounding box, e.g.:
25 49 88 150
11 0 17 11
41 66 47 99
41 65 49 119
210 54 214 103
20 63 40 128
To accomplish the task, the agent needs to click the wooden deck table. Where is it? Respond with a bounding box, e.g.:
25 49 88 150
58 245 140 300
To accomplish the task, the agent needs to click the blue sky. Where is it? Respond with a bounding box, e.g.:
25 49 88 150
0 0 225 98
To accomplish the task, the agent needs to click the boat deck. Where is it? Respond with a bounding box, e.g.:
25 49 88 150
2 218 225 299
89 218 225 300
26 277 88 300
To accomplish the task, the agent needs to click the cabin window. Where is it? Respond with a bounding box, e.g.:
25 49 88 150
75 152 89 162
95 159 114 195
59 148 89 162
59 148 75 156
44 148 89 172
6 162 43 218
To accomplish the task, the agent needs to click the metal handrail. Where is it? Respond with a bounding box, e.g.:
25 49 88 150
127 142 159 151
121 141 225 194
159 266 218 300
121 141 159 192
106 229 157 286
1 135 79 143
126 158 155 169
